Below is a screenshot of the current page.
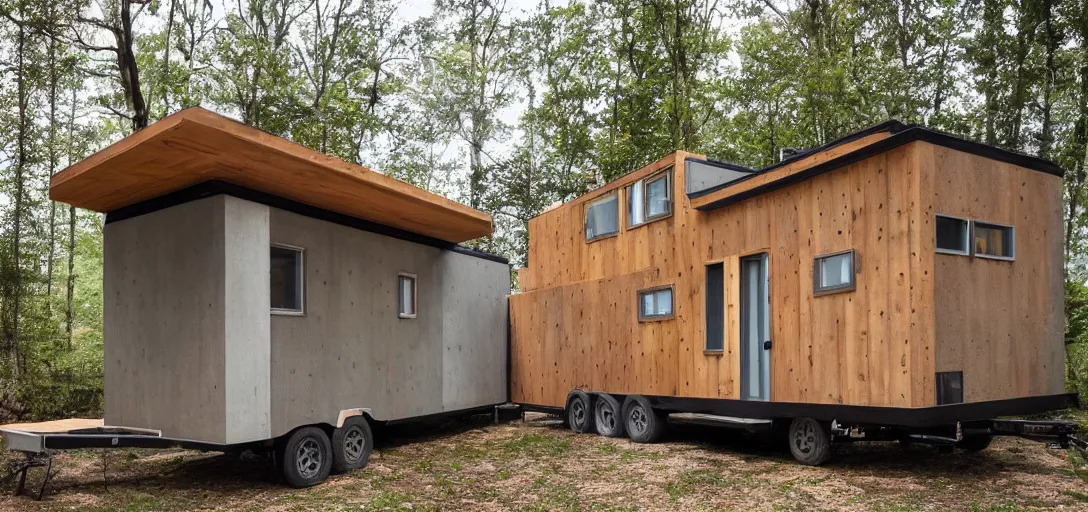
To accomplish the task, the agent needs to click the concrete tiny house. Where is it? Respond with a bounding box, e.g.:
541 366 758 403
510 121 1083 464
37 107 510 487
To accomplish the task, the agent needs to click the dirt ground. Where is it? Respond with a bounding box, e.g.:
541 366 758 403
0 413 1085 512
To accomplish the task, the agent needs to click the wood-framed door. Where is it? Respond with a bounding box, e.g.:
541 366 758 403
740 253 770 401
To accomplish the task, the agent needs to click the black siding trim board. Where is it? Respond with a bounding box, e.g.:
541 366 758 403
103 180 510 265
693 126 1066 211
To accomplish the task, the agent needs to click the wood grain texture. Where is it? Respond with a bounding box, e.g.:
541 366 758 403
928 142 1065 401
511 139 1062 410
0 418 103 433
50 107 492 243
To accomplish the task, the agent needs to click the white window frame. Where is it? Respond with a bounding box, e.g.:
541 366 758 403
270 243 305 316
935 214 970 256
813 249 856 297
971 221 1015 261
637 286 674 322
398 272 418 319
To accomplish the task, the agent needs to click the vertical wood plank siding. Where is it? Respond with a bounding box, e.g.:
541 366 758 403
511 141 1064 410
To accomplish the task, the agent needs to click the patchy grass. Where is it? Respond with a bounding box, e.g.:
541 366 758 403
0 413 1085 511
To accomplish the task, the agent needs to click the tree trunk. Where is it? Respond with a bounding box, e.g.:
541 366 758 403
118 0 149 131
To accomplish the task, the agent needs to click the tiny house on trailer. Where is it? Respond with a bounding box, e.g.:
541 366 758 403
509 121 1084 464
5 107 510 489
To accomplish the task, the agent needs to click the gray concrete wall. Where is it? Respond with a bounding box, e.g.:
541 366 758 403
269 207 508 437
222 197 271 443
104 195 507 443
104 196 228 443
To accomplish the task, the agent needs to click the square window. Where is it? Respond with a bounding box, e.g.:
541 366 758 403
271 245 304 314
935 215 969 255
973 222 1014 259
585 193 619 241
398 273 417 318
638 287 673 321
814 250 855 296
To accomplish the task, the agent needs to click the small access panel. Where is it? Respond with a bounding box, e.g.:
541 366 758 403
740 253 770 401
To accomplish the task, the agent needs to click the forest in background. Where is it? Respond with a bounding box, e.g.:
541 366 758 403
0 0 1087 420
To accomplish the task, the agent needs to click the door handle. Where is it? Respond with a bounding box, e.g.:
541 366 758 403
763 340 772 350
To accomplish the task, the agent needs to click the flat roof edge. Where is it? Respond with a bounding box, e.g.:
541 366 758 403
696 128 1066 211
104 180 510 265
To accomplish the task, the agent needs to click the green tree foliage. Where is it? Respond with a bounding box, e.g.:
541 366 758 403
3 0 1088 419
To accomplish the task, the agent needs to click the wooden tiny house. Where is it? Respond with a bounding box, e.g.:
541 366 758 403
509 121 1078 462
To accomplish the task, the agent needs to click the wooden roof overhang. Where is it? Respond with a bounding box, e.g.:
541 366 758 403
689 121 1066 211
50 107 493 243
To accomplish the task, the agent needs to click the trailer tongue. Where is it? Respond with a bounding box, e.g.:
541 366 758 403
0 419 233 500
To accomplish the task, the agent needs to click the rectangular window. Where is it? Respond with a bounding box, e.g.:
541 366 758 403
638 287 673 321
626 181 644 227
271 245 304 314
972 222 1014 259
705 263 724 351
935 215 969 255
814 250 856 296
585 192 619 241
936 371 964 405
626 169 672 228
398 273 417 318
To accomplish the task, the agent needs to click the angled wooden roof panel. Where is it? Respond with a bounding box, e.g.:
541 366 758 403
50 107 493 243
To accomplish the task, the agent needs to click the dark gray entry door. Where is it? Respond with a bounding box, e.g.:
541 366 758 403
740 253 770 401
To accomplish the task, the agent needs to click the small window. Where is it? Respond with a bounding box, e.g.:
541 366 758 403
705 263 724 351
398 273 417 319
626 170 672 228
936 371 964 405
972 222 1014 259
645 173 671 219
935 215 969 255
814 250 855 296
585 192 619 241
638 286 674 321
271 245 304 314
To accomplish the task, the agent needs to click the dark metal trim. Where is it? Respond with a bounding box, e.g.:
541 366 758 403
693 126 1066 210
103 180 510 265
686 120 910 200
638 393 1078 427
517 403 566 415
380 404 504 425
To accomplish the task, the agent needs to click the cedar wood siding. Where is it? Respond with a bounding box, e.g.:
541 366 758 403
511 140 1063 410
927 142 1066 403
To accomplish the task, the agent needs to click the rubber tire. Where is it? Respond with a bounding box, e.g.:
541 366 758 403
278 426 333 488
957 434 993 452
331 416 374 473
566 390 595 434
788 418 832 466
623 395 667 443
594 394 625 438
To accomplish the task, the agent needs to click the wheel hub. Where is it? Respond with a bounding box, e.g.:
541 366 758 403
344 427 366 462
794 422 815 454
296 438 322 479
571 399 586 428
630 407 648 434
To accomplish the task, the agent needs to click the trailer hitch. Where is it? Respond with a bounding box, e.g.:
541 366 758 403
990 419 1086 457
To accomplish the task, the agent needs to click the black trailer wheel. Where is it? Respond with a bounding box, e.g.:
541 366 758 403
566 390 595 434
623 395 667 443
788 418 831 466
279 426 333 488
331 416 374 473
957 434 993 452
594 394 625 438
